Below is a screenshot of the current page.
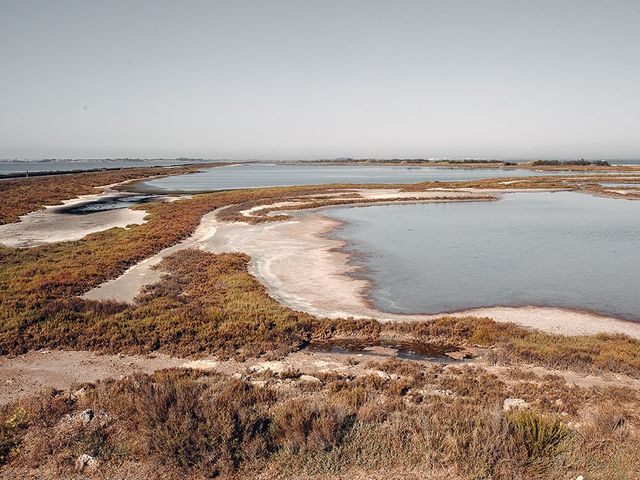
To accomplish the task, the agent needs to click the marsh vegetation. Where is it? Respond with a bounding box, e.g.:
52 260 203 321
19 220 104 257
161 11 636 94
2 167 640 478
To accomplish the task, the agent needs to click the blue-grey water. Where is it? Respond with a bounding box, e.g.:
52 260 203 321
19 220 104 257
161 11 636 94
325 192 640 320
140 163 587 192
58 194 161 214
599 183 640 188
0 159 215 175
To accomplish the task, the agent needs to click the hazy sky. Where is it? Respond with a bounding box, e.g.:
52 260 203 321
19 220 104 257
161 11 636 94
1 0 639 160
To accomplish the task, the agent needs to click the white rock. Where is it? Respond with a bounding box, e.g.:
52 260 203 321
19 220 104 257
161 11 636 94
181 359 219 370
299 375 322 384
249 361 284 374
434 389 454 397
80 409 94 424
73 387 87 398
76 453 98 472
503 398 529 411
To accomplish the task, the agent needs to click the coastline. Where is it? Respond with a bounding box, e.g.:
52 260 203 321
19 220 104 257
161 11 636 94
75 186 640 339
208 209 640 338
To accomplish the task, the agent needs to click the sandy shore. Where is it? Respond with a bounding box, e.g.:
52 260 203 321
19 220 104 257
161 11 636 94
82 188 640 339
0 190 147 248
206 212 640 339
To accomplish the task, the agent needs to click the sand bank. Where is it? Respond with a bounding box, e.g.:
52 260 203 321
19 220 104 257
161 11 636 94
83 188 640 339
82 189 484 303
82 208 221 302
206 212 640 339
0 350 186 406
0 191 147 248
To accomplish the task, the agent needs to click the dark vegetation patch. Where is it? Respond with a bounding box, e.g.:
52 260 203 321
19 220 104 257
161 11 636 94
530 160 611 167
393 318 640 377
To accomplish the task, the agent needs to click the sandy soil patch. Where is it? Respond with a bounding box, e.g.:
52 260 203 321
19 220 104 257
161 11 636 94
0 191 147 248
3 346 638 407
0 350 185 406
82 207 221 302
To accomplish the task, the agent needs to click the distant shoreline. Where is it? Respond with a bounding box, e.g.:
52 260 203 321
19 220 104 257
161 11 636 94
5 158 640 182
0 162 213 180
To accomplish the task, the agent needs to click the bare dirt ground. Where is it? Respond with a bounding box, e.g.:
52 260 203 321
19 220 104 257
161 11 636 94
4 346 639 407
0 350 185 406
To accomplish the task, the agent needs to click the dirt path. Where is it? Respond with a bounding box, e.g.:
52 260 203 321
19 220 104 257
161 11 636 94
3 346 639 407
0 350 186 406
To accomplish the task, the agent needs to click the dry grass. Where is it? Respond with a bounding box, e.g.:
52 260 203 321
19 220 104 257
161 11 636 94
2 169 640 477
391 317 640 377
0 246 381 358
2 365 639 479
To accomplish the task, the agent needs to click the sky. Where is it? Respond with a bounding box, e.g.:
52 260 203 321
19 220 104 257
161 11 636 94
1 0 639 160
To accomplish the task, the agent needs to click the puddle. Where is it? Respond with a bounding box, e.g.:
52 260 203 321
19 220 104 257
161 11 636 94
59 195 162 214
307 338 459 361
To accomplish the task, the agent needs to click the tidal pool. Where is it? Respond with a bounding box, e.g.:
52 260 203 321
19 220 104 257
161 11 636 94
58 194 161 214
325 192 640 320
138 163 577 192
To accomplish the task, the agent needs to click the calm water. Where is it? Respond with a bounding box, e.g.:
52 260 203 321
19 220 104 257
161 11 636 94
0 159 215 175
58 194 161 214
139 163 579 192
600 183 640 188
326 192 640 320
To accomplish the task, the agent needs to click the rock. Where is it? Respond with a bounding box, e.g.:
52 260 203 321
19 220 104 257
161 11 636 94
375 370 391 380
231 372 243 380
76 453 98 472
181 359 219 370
299 375 322 384
73 387 87 398
250 380 267 388
503 398 529 412
434 389 454 397
249 361 284 374
80 409 94 424
444 349 474 361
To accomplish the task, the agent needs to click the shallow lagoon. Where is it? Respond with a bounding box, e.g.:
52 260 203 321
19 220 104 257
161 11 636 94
140 163 577 192
326 192 640 320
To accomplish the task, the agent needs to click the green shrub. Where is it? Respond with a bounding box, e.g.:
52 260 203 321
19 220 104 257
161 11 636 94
509 411 571 465
0 408 28 465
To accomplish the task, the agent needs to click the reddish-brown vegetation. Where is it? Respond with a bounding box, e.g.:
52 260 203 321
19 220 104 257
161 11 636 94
0 163 220 224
